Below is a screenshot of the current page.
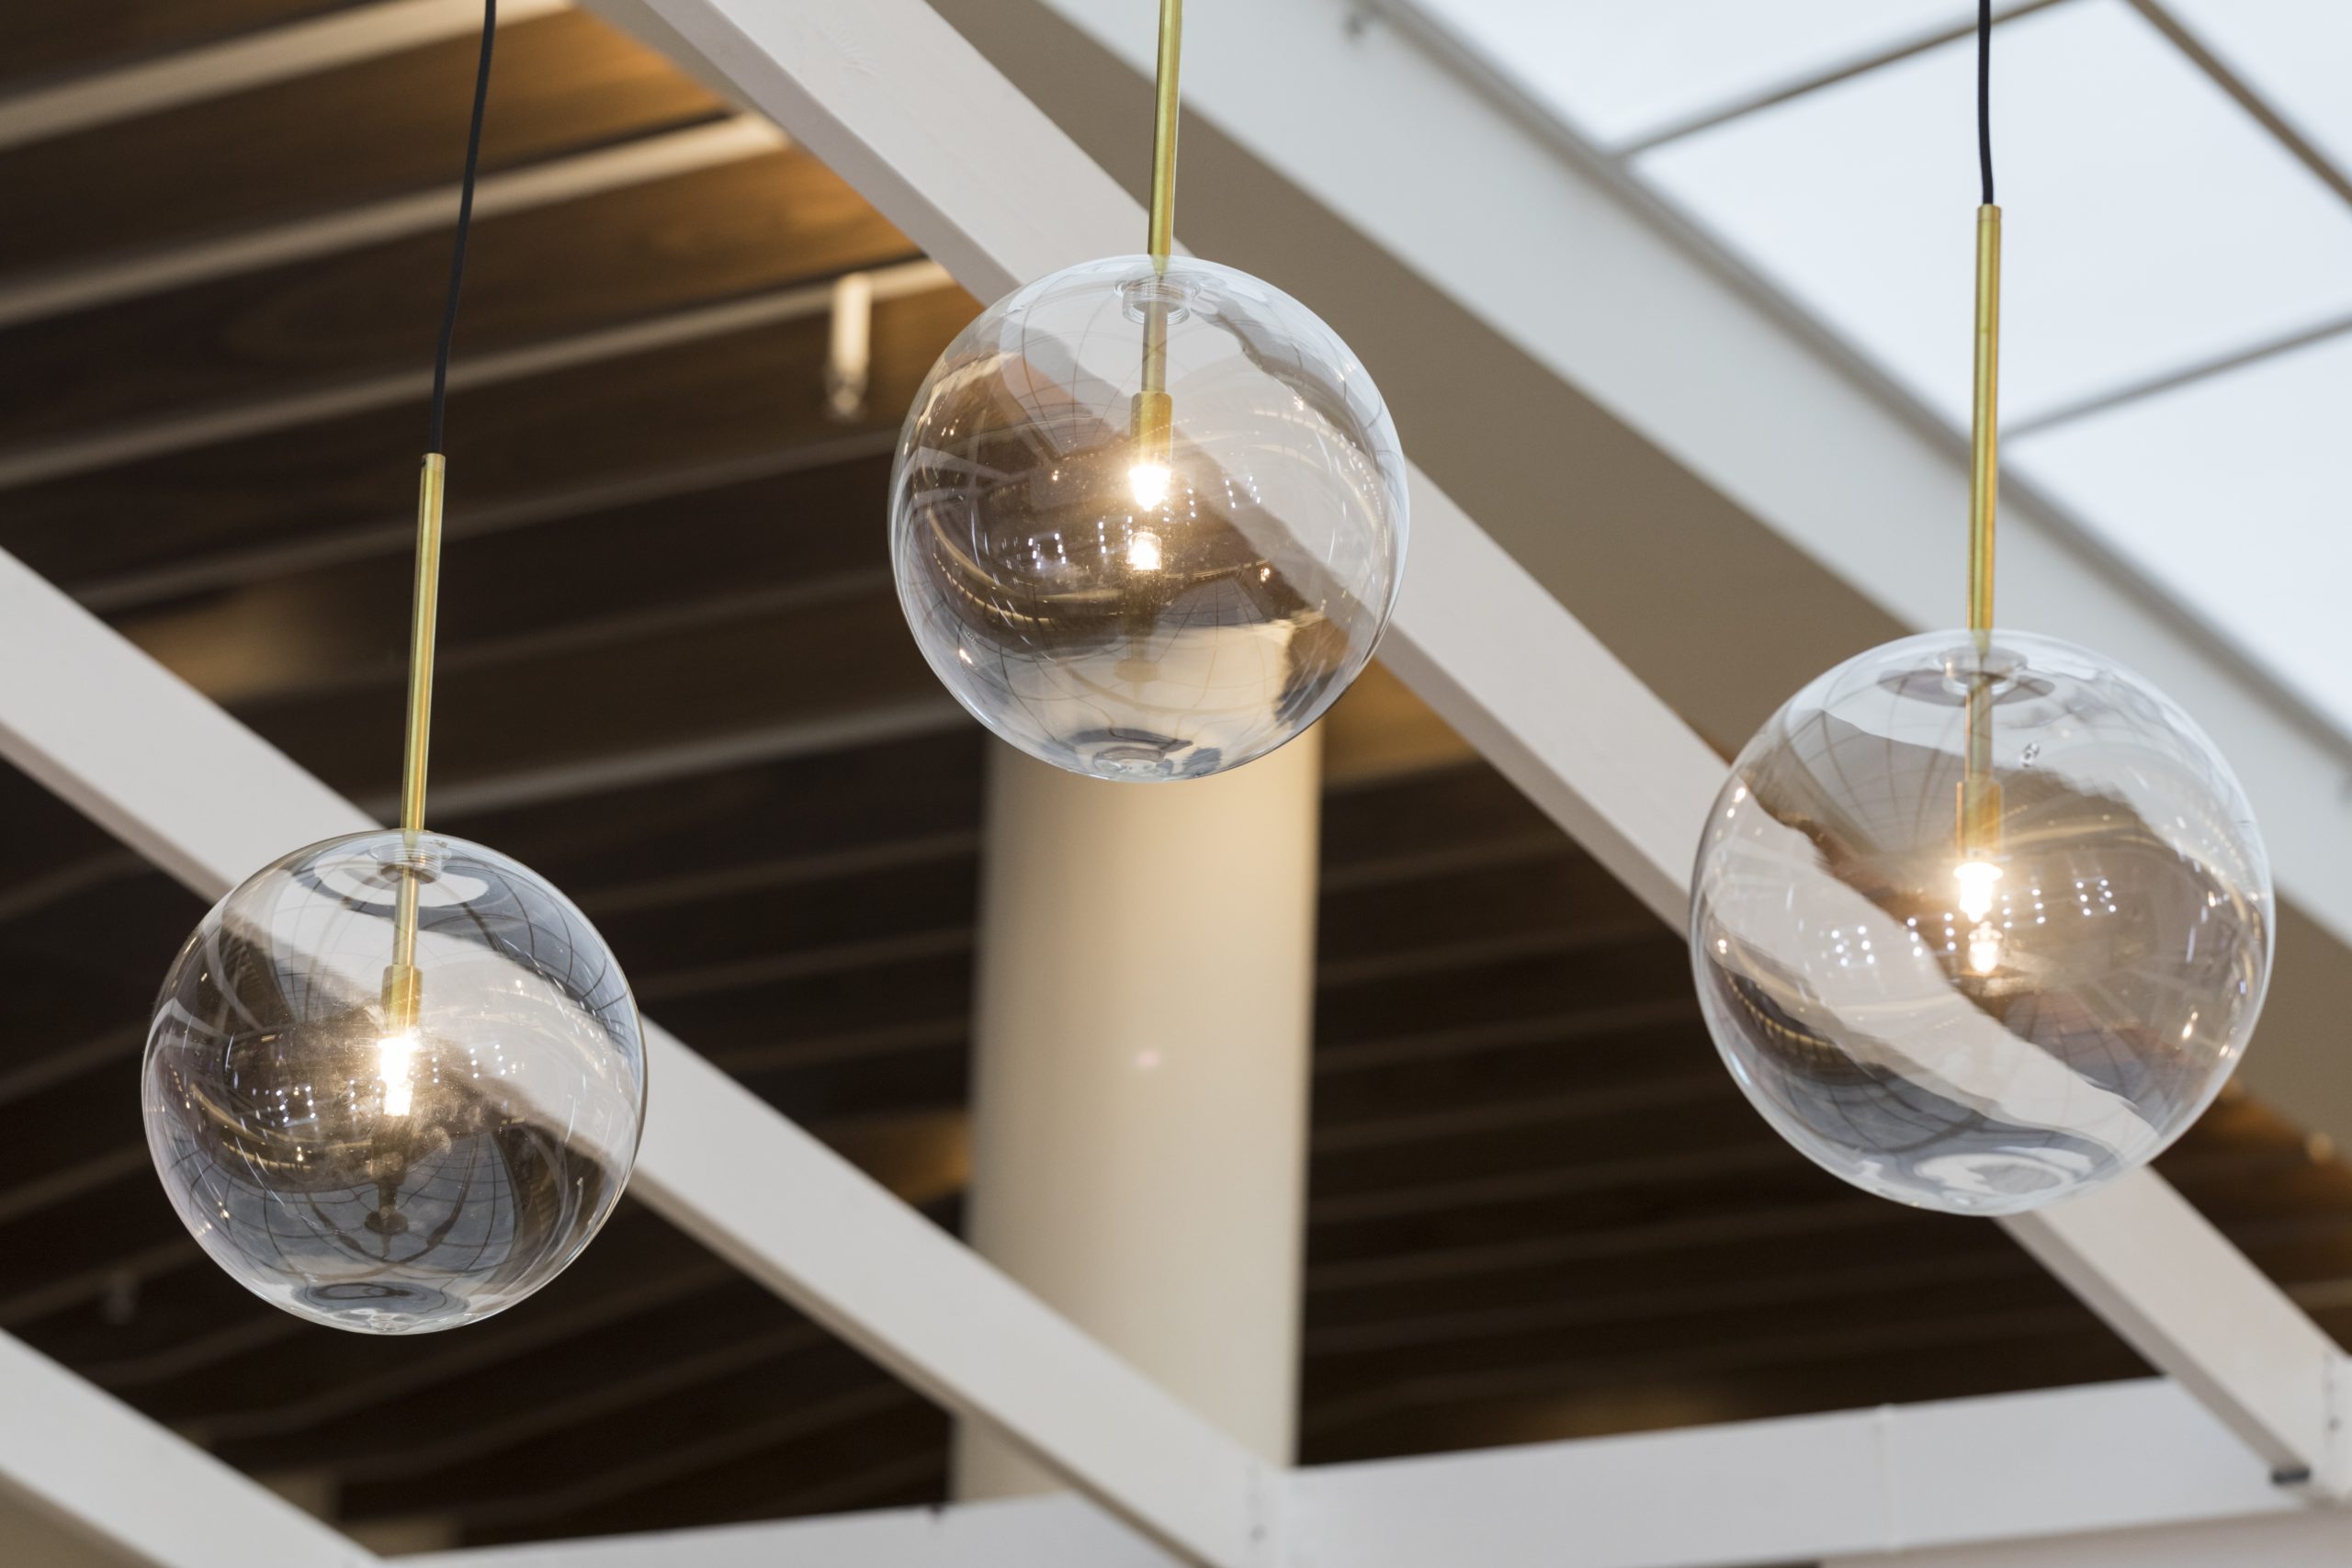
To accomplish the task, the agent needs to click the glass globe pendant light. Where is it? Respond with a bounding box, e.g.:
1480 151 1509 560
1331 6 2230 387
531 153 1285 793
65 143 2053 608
141 0 647 1333
1688 3 2271 1216
889 0 1409 781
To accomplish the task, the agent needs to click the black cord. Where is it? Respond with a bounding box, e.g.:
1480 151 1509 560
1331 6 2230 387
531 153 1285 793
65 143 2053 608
428 0 497 455
1976 0 1995 206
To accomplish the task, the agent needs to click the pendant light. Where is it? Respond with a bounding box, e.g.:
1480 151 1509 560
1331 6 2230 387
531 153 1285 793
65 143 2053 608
888 0 1409 782
1687 3 2270 1216
141 0 648 1334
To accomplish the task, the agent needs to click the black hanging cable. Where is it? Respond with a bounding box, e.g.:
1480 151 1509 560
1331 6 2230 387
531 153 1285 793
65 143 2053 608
428 0 497 455
1976 0 1996 206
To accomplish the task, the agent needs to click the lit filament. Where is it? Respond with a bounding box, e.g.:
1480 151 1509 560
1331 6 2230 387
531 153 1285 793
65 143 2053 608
1953 857 2002 922
1128 461 1172 511
1952 858 2005 976
1125 526 1165 572
377 1029 418 1118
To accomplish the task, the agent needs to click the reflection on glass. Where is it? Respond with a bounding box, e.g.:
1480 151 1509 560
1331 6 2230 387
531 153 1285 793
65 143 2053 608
1690 631 2271 1214
143 831 646 1333
890 255 1409 781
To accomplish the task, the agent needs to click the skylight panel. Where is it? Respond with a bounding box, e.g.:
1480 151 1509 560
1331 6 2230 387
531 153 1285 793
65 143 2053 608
1634 0 2352 427
2009 332 2352 734
2165 0 2352 181
1412 0 1987 150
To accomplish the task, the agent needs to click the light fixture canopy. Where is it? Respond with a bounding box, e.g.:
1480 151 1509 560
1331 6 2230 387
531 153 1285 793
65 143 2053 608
1686 3 2270 1214
888 0 1408 781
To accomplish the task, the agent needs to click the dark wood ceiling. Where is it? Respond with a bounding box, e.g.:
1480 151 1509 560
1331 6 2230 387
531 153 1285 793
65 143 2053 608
5 1 2352 1555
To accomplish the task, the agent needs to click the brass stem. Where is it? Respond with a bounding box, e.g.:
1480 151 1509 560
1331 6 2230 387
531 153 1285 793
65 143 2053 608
385 451 446 1030
401 454 446 838
1146 0 1182 265
1968 204 2000 642
1960 205 2002 863
1133 0 1182 462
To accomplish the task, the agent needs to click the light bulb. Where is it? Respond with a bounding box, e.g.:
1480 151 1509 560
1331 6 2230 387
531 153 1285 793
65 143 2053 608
1690 630 2271 1215
1126 525 1165 571
891 254 1408 781
377 1028 419 1118
1128 462 1172 512
1953 856 2002 922
143 830 646 1333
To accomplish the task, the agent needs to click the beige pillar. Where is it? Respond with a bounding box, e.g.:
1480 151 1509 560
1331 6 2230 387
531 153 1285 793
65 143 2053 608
954 731 1322 1497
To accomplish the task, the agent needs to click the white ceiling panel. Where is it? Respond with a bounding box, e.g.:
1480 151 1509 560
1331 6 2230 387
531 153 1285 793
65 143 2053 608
2010 330 2352 733
1413 0 1987 149
2165 0 2352 181
1634 0 2352 426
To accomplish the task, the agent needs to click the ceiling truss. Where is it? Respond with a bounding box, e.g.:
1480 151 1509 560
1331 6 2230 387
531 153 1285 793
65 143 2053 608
0 0 2345 1564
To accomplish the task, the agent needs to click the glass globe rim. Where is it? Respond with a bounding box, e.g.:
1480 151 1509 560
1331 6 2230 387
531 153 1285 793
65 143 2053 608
144 825 649 1121
893 249 1413 558
1720 624 2270 892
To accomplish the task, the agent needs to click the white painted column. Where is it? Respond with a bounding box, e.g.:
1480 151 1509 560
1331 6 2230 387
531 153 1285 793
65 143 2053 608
954 732 1323 1497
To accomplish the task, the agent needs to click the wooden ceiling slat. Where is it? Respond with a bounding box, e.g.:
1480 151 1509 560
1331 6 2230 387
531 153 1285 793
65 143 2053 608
0 287 976 591
456 1397 947 1544
0 150 915 446
0 0 361 92
113 456 898 709
235 578 932 799
0 12 724 276
1296 1325 2154 1466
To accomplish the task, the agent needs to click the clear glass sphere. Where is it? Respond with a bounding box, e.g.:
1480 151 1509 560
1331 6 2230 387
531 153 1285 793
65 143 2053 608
890 254 1408 781
1690 630 2271 1215
143 830 645 1333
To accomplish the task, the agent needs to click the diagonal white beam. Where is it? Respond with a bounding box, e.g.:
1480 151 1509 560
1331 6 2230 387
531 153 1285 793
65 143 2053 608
623 0 2352 1495
0 0 567 153
0 1330 375 1568
0 549 1275 1568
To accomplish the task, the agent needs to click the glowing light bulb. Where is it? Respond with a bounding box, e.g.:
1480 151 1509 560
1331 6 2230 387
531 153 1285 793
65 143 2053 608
1127 460 1172 511
1966 923 2004 976
1125 527 1164 572
1953 857 2002 922
377 1029 418 1117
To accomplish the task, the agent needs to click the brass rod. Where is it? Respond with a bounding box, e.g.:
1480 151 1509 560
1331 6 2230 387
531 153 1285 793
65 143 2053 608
384 452 445 1021
1958 206 2003 865
1146 0 1182 264
1968 204 2000 640
400 453 447 838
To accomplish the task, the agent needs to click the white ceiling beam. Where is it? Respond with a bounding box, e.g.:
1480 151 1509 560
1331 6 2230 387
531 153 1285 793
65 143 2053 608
1826 1505 2352 1568
410 1491 1181 1567
617 0 2352 1495
0 548 1275 1568
0 1330 375 1568
0 0 566 153
411 1380 2311 1568
1285 1379 2297 1568
2006 1174 2352 1492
